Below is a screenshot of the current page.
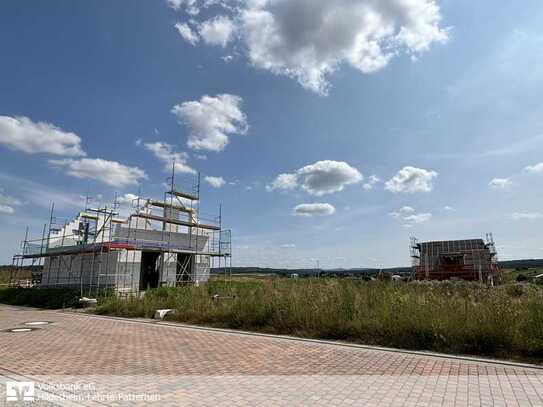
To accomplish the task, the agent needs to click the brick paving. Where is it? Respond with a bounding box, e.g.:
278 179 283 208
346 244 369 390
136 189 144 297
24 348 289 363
0 304 542 406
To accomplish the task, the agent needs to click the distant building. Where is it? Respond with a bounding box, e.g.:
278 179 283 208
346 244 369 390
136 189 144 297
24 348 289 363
410 236 499 283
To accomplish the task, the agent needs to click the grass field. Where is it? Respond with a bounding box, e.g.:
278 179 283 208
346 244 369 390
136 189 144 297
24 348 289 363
92 278 543 364
1 273 543 363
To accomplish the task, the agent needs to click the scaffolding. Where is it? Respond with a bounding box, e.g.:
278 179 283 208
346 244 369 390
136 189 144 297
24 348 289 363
410 234 500 284
7 168 232 296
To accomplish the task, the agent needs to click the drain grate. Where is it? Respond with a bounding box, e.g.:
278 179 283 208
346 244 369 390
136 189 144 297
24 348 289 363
24 321 52 326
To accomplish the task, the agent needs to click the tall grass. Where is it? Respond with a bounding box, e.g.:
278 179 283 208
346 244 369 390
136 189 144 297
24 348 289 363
95 279 543 363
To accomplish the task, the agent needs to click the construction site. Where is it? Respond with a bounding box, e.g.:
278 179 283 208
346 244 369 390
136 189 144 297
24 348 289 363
410 235 500 284
7 171 232 296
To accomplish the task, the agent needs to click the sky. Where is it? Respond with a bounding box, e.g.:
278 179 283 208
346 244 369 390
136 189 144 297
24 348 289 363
1 0 543 268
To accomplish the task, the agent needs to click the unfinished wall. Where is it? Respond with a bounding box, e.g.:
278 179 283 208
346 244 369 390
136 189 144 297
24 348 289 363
41 251 141 293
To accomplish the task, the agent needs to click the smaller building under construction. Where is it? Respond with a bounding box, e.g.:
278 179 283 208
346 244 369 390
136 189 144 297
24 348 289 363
410 235 500 284
9 175 232 296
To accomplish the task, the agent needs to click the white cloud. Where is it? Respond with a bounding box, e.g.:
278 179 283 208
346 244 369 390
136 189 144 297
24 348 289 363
489 177 512 189
49 158 147 187
175 22 200 45
385 166 438 193
266 173 298 192
280 243 296 249
390 206 431 226
115 193 142 216
167 0 199 14
443 205 454 211
0 115 85 156
512 212 543 220
204 175 226 188
167 0 225 15
293 203 336 217
0 191 20 215
116 193 139 207
363 174 381 190
173 0 448 94
172 94 248 152
403 213 432 224
199 16 235 47
144 142 195 174
389 206 415 218
525 163 543 174
0 204 14 215
268 160 363 196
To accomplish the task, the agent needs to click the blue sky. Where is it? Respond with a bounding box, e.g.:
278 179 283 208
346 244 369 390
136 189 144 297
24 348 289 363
1 0 543 268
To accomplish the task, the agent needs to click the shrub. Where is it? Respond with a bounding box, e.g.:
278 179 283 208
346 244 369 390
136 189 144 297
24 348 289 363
0 288 80 309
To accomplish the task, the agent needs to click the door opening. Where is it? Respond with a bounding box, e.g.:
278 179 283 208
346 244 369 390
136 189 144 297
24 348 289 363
140 251 160 290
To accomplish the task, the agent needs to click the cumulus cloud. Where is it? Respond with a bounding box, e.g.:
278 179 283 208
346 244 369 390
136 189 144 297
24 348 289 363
199 16 236 47
175 22 200 45
525 163 543 174
403 212 432 224
389 206 415 218
489 177 512 189
116 193 139 207
0 204 14 215
144 142 195 174
390 206 431 227
114 193 141 216
49 158 147 187
0 115 85 156
293 203 336 217
167 0 199 14
363 174 381 190
385 166 438 193
0 191 21 215
172 94 248 152
266 173 298 192
171 0 448 94
167 0 225 15
512 212 543 220
204 175 226 188
267 160 363 196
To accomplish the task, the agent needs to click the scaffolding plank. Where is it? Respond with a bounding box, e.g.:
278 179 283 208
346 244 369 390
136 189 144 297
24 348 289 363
147 200 194 213
133 212 220 231
167 190 199 201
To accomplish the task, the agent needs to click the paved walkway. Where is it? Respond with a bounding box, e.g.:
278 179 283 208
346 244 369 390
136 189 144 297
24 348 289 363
0 304 542 406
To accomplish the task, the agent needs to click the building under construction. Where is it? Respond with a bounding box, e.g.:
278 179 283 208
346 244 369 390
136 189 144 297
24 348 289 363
410 235 500 284
9 175 231 296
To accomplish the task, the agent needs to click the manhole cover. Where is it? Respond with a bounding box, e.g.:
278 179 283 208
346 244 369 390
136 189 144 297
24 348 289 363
24 321 52 326
2 327 40 333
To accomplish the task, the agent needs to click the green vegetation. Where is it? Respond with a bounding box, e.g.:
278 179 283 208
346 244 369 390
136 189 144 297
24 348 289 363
1 277 542 363
501 267 543 285
0 287 80 309
94 278 543 364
